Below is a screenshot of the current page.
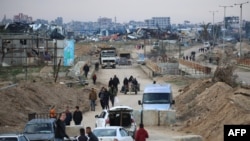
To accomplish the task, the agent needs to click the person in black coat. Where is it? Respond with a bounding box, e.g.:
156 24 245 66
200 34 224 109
83 64 89 78
78 128 88 141
112 75 120 90
55 112 70 141
98 87 105 110
73 106 82 125
86 127 99 141
123 77 129 91
65 106 72 126
103 88 110 110
108 78 113 87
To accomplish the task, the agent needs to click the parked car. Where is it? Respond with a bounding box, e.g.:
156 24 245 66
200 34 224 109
94 106 137 138
92 126 133 141
0 134 30 141
23 118 56 141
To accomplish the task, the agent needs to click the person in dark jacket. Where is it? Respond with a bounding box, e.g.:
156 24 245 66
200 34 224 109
65 106 72 126
98 87 105 110
128 75 133 83
73 106 82 125
86 127 99 141
92 73 97 85
78 128 88 141
108 78 113 87
123 77 129 93
103 88 110 110
108 85 117 107
83 64 89 78
112 75 120 90
55 112 70 141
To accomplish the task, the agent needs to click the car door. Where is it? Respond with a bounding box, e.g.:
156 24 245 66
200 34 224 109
119 128 133 141
96 111 107 127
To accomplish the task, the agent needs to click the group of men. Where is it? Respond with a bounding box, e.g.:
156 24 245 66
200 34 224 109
49 106 83 126
121 75 138 93
54 112 98 141
55 111 149 141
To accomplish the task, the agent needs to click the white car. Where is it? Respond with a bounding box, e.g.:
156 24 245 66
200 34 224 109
0 134 30 141
92 126 134 141
95 106 137 138
203 42 210 47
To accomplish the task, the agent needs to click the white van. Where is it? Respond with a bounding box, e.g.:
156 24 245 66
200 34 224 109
138 83 175 110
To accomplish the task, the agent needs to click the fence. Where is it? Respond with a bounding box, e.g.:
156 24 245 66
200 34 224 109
143 59 213 78
237 59 250 67
179 59 212 74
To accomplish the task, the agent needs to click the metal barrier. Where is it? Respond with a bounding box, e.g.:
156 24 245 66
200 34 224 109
237 58 250 67
179 59 212 74
28 113 60 121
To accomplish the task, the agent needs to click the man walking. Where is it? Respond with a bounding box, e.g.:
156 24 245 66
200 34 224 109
83 64 89 78
89 88 97 111
108 85 117 107
112 75 120 90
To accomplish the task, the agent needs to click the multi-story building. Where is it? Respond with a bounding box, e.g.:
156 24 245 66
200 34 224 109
55 17 63 26
97 17 112 28
145 17 171 29
13 13 32 23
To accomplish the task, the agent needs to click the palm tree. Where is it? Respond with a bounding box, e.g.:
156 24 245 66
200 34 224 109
200 22 211 41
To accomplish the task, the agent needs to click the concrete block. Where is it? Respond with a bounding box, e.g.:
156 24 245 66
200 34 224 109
143 110 158 126
133 110 176 126
172 135 203 141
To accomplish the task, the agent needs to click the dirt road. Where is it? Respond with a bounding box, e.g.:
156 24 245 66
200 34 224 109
81 64 187 141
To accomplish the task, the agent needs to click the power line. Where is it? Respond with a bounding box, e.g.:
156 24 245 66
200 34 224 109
219 5 233 52
234 1 249 58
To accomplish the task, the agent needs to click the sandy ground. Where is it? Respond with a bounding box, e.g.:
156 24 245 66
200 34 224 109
81 64 189 141
1 41 250 141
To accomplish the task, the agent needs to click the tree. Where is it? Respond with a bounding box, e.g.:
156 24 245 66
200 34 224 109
200 23 211 41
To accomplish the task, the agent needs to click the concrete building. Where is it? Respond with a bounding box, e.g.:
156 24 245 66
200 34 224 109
13 13 32 23
145 17 171 29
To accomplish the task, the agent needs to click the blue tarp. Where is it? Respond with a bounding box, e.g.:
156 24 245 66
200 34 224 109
64 40 75 66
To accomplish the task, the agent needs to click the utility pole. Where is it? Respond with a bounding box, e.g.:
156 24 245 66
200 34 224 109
235 1 249 58
209 11 218 48
219 5 233 52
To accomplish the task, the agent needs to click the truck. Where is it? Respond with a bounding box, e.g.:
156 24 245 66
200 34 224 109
23 115 83 141
99 47 117 69
138 83 175 110
117 51 132 65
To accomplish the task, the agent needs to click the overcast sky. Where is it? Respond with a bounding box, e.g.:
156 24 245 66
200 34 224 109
1 0 250 24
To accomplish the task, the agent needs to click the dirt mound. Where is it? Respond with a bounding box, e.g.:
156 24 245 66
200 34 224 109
0 80 91 133
175 79 250 141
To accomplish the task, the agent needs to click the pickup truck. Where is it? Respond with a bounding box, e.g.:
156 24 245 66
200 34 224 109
23 118 83 141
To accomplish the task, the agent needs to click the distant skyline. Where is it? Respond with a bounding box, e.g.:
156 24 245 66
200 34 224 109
1 0 250 24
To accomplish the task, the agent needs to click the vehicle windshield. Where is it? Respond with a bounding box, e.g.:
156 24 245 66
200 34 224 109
143 93 170 104
101 50 115 57
93 129 117 137
0 137 17 141
24 123 52 134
